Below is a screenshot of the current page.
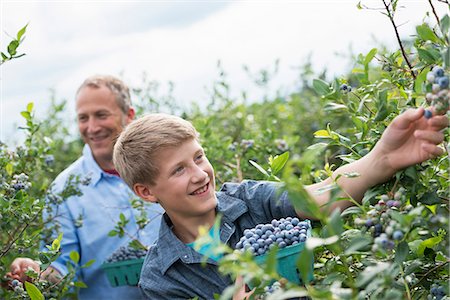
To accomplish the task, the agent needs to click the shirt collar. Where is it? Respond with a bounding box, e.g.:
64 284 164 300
156 192 248 274
81 144 109 186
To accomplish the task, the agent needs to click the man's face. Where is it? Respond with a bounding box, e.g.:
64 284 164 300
148 139 217 222
76 85 133 169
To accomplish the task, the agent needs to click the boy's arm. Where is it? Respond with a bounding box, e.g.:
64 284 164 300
298 108 448 219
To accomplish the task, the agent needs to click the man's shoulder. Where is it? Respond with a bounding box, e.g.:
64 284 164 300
51 156 89 189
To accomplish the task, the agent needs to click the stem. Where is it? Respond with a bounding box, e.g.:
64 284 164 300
411 260 449 289
381 0 416 80
399 264 412 300
235 154 243 182
428 0 441 27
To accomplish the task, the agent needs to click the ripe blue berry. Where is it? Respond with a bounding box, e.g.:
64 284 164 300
432 66 444 77
393 231 404 240
424 109 433 119
438 76 449 89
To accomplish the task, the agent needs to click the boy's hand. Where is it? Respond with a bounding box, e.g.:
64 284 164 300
372 107 448 176
232 276 254 300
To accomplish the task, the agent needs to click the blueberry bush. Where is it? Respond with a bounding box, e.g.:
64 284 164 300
2 1 449 299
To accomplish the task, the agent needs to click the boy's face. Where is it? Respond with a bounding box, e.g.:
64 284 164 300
146 138 217 220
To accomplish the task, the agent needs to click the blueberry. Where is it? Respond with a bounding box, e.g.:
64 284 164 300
393 231 404 240
432 66 445 77
424 109 433 119
438 76 449 89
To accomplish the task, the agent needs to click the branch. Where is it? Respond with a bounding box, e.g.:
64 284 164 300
381 0 416 80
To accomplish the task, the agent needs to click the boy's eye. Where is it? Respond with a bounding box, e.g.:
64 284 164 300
78 115 87 122
195 154 204 161
173 166 184 175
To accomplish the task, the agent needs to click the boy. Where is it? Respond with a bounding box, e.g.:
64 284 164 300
113 109 447 299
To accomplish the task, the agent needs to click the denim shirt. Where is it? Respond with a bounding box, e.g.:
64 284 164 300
139 180 297 299
44 145 164 300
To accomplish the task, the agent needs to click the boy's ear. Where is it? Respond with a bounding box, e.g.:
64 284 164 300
133 183 157 203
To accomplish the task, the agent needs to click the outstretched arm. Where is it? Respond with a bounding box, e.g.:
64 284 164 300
299 108 448 219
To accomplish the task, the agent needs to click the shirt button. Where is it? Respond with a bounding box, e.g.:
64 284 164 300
183 255 188 259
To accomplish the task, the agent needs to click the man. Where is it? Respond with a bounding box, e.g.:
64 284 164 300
8 75 164 299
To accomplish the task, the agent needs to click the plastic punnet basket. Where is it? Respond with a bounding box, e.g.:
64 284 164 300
253 220 314 285
101 258 144 287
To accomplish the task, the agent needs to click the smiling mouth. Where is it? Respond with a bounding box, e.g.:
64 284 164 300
89 135 108 142
190 183 209 195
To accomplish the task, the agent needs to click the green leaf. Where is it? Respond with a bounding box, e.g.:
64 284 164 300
270 152 289 175
248 160 269 177
38 253 50 264
24 282 44 300
73 281 88 288
440 15 450 36
70 251 80 264
17 24 28 41
414 67 428 93
7 40 19 56
364 48 378 65
357 262 390 288
20 111 31 120
340 206 362 217
416 24 439 43
417 236 442 256
119 213 126 223
108 230 118 237
5 163 13 176
51 233 62 251
1 52 8 60
344 235 372 255
314 130 331 138
418 48 440 64
312 79 331 96
419 191 441 205
306 142 328 151
324 102 348 112
82 259 95 268
395 241 409 264
27 102 34 113
297 248 314 284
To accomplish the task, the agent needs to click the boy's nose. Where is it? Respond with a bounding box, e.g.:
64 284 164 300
191 166 208 183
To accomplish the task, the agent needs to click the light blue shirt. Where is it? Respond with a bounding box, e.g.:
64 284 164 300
44 145 163 300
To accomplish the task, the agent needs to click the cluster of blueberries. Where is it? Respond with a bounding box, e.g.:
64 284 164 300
236 217 310 256
339 83 352 93
425 66 449 117
263 280 281 295
105 246 148 263
11 173 31 191
354 188 407 251
10 279 24 293
429 284 447 300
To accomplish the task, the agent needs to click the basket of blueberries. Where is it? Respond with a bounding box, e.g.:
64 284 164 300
236 217 314 285
101 246 148 287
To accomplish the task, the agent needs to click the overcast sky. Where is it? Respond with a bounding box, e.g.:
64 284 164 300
1 1 448 145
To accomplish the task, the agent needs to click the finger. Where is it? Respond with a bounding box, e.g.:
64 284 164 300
414 130 445 144
395 108 424 129
422 143 445 158
428 114 450 130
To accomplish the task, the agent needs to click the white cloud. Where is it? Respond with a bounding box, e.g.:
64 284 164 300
1 0 447 144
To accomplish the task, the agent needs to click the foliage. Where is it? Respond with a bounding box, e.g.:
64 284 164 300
1 1 449 299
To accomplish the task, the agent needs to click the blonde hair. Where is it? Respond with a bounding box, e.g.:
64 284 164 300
113 113 199 188
76 75 131 114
